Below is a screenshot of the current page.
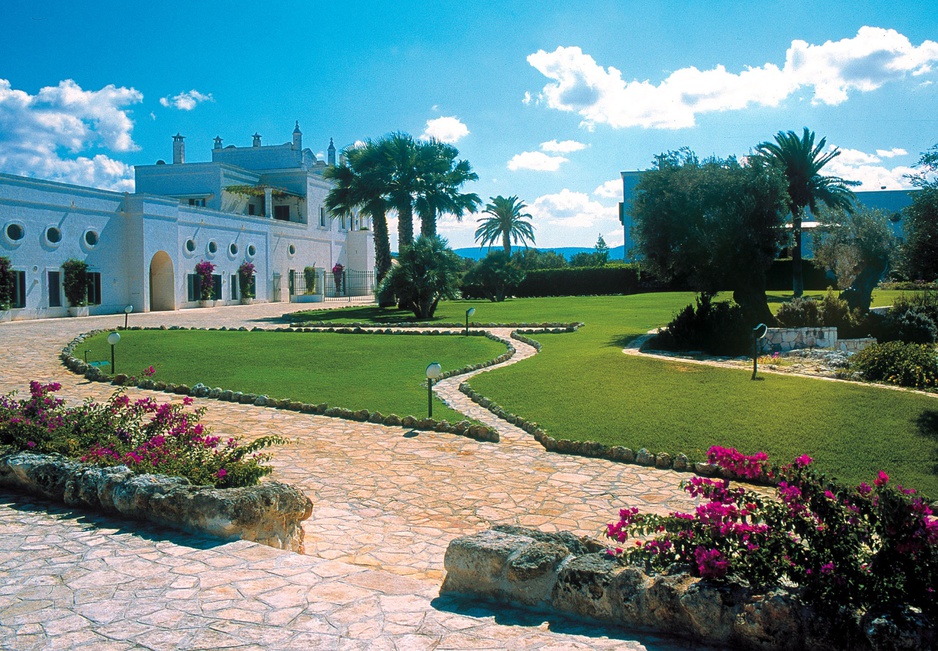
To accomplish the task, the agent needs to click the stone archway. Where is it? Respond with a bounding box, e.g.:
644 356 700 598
149 251 175 311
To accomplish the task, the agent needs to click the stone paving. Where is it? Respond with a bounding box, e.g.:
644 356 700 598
0 302 703 650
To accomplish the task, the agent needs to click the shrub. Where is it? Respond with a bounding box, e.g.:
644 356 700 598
606 447 938 622
303 266 317 294
0 256 13 309
194 260 216 300
460 251 525 302
378 235 462 319
0 381 285 488
237 261 256 299
62 259 89 307
850 341 938 389
655 294 750 356
880 307 938 344
891 290 938 326
775 297 821 327
514 264 642 297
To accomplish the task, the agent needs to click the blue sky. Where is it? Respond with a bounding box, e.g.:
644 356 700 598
1 1 937 249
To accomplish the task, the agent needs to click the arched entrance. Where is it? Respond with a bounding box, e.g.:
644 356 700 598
149 251 175 311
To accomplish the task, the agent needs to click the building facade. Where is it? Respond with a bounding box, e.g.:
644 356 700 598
0 124 374 320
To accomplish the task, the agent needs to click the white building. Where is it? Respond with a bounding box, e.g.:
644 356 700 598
0 124 374 320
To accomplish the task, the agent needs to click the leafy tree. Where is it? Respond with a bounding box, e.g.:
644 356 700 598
324 141 392 288
62 259 89 307
460 250 525 302
474 195 535 254
511 248 566 270
378 235 462 319
414 140 481 238
755 128 857 297
631 149 788 323
900 144 938 282
568 251 599 267
815 206 897 311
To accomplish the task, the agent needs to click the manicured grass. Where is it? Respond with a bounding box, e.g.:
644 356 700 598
82 330 505 424
294 292 938 496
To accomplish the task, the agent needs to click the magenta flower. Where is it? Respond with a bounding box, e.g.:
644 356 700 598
217 468 227 478
26 441 35 448
874 471 889 487
794 454 813 468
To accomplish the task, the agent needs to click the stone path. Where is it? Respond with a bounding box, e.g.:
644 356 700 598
0 303 702 650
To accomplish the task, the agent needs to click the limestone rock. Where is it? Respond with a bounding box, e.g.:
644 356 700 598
635 448 656 466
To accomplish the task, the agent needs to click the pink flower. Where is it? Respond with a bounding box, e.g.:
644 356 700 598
694 547 729 579
857 483 872 496
217 468 227 478
182 396 194 406
794 455 813 468
26 441 36 448
874 471 889 487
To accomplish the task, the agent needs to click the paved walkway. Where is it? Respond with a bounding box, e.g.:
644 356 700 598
0 303 701 650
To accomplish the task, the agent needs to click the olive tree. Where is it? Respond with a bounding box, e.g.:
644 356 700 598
631 149 788 324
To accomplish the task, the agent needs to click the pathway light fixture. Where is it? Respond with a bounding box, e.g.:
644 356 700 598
107 331 121 374
124 304 133 329
465 307 476 337
426 362 442 417
752 323 768 380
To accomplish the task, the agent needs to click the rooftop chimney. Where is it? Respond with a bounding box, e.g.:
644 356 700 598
252 133 262 148
213 136 223 150
172 133 185 164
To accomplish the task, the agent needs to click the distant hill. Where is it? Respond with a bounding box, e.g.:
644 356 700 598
452 246 627 261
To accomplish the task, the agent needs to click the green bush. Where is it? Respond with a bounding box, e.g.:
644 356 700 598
850 341 938 389
460 251 525 302
0 256 13 309
62 259 89 307
0 381 285 488
775 297 822 327
513 264 641 297
655 294 750 356
880 308 938 345
378 235 462 319
891 291 938 325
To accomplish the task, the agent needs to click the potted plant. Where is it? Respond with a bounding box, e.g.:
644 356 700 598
62 259 90 316
237 261 255 305
195 260 216 306
0 256 13 321
303 266 317 295
332 263 344 294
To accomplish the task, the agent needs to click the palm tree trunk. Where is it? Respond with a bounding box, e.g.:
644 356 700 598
503 231 511 255
792 209 804 298
398 204 414 249
372 208 391 283
420 211 436 239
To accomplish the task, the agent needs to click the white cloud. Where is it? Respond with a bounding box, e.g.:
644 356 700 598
522 91 533 105
159 89 213 111
822 145 916 190
593 179 622 199
527 27 938 130
0 78 141 190
529 189 617 228
507 151 568 172
421 116 469 143
540 139 587 153
876 147 908 158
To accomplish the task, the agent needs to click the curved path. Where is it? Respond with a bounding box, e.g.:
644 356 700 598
0 304 698 650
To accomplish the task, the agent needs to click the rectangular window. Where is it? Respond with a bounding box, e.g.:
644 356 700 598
248 203 256 216
231 274 239 300
319 206 326 228
47 271 62 308
187 274 199 302
212 275 222 300
86 272 102 306
11 270 26 309
274 205 290 221
188 198 205 207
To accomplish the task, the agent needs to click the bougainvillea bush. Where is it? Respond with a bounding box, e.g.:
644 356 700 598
0 381 284 488
607 446 938 620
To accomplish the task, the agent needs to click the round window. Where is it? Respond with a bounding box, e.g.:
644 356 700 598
288 244 296 256
84 230 99 247
5 223 24 241
185 239 196 253
247 244 256 258
45 227 62 244
208 241 218 254
229 243 239 256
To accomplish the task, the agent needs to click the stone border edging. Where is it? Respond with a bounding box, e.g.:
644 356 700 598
59 326 502 443
0 449 313 552
441 527 933 651
288 319 584 331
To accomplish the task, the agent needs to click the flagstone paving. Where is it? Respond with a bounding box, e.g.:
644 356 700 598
0 303 703 650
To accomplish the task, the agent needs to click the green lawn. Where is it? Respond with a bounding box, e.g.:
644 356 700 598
292 291 938 496
82 330 505 424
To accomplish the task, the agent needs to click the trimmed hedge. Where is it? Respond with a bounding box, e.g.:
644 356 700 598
514 264 642 297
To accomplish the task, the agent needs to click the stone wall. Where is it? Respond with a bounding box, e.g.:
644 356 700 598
0 450 313 552
760 327 875 354
442 528 934 651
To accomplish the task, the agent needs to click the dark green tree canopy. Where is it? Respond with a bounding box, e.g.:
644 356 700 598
631 148 788 322
901 144 938 282
377 235 462 319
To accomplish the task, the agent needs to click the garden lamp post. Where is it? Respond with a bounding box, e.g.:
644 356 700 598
465 307 475 336
426 362 442 418
107 331 121 374
123 304 133 329
752 323 768 380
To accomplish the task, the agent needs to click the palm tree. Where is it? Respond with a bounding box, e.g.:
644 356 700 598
755 128 856 297
414 140 481 238
376 133 421 250
323 141 392 287
474 195 536 255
